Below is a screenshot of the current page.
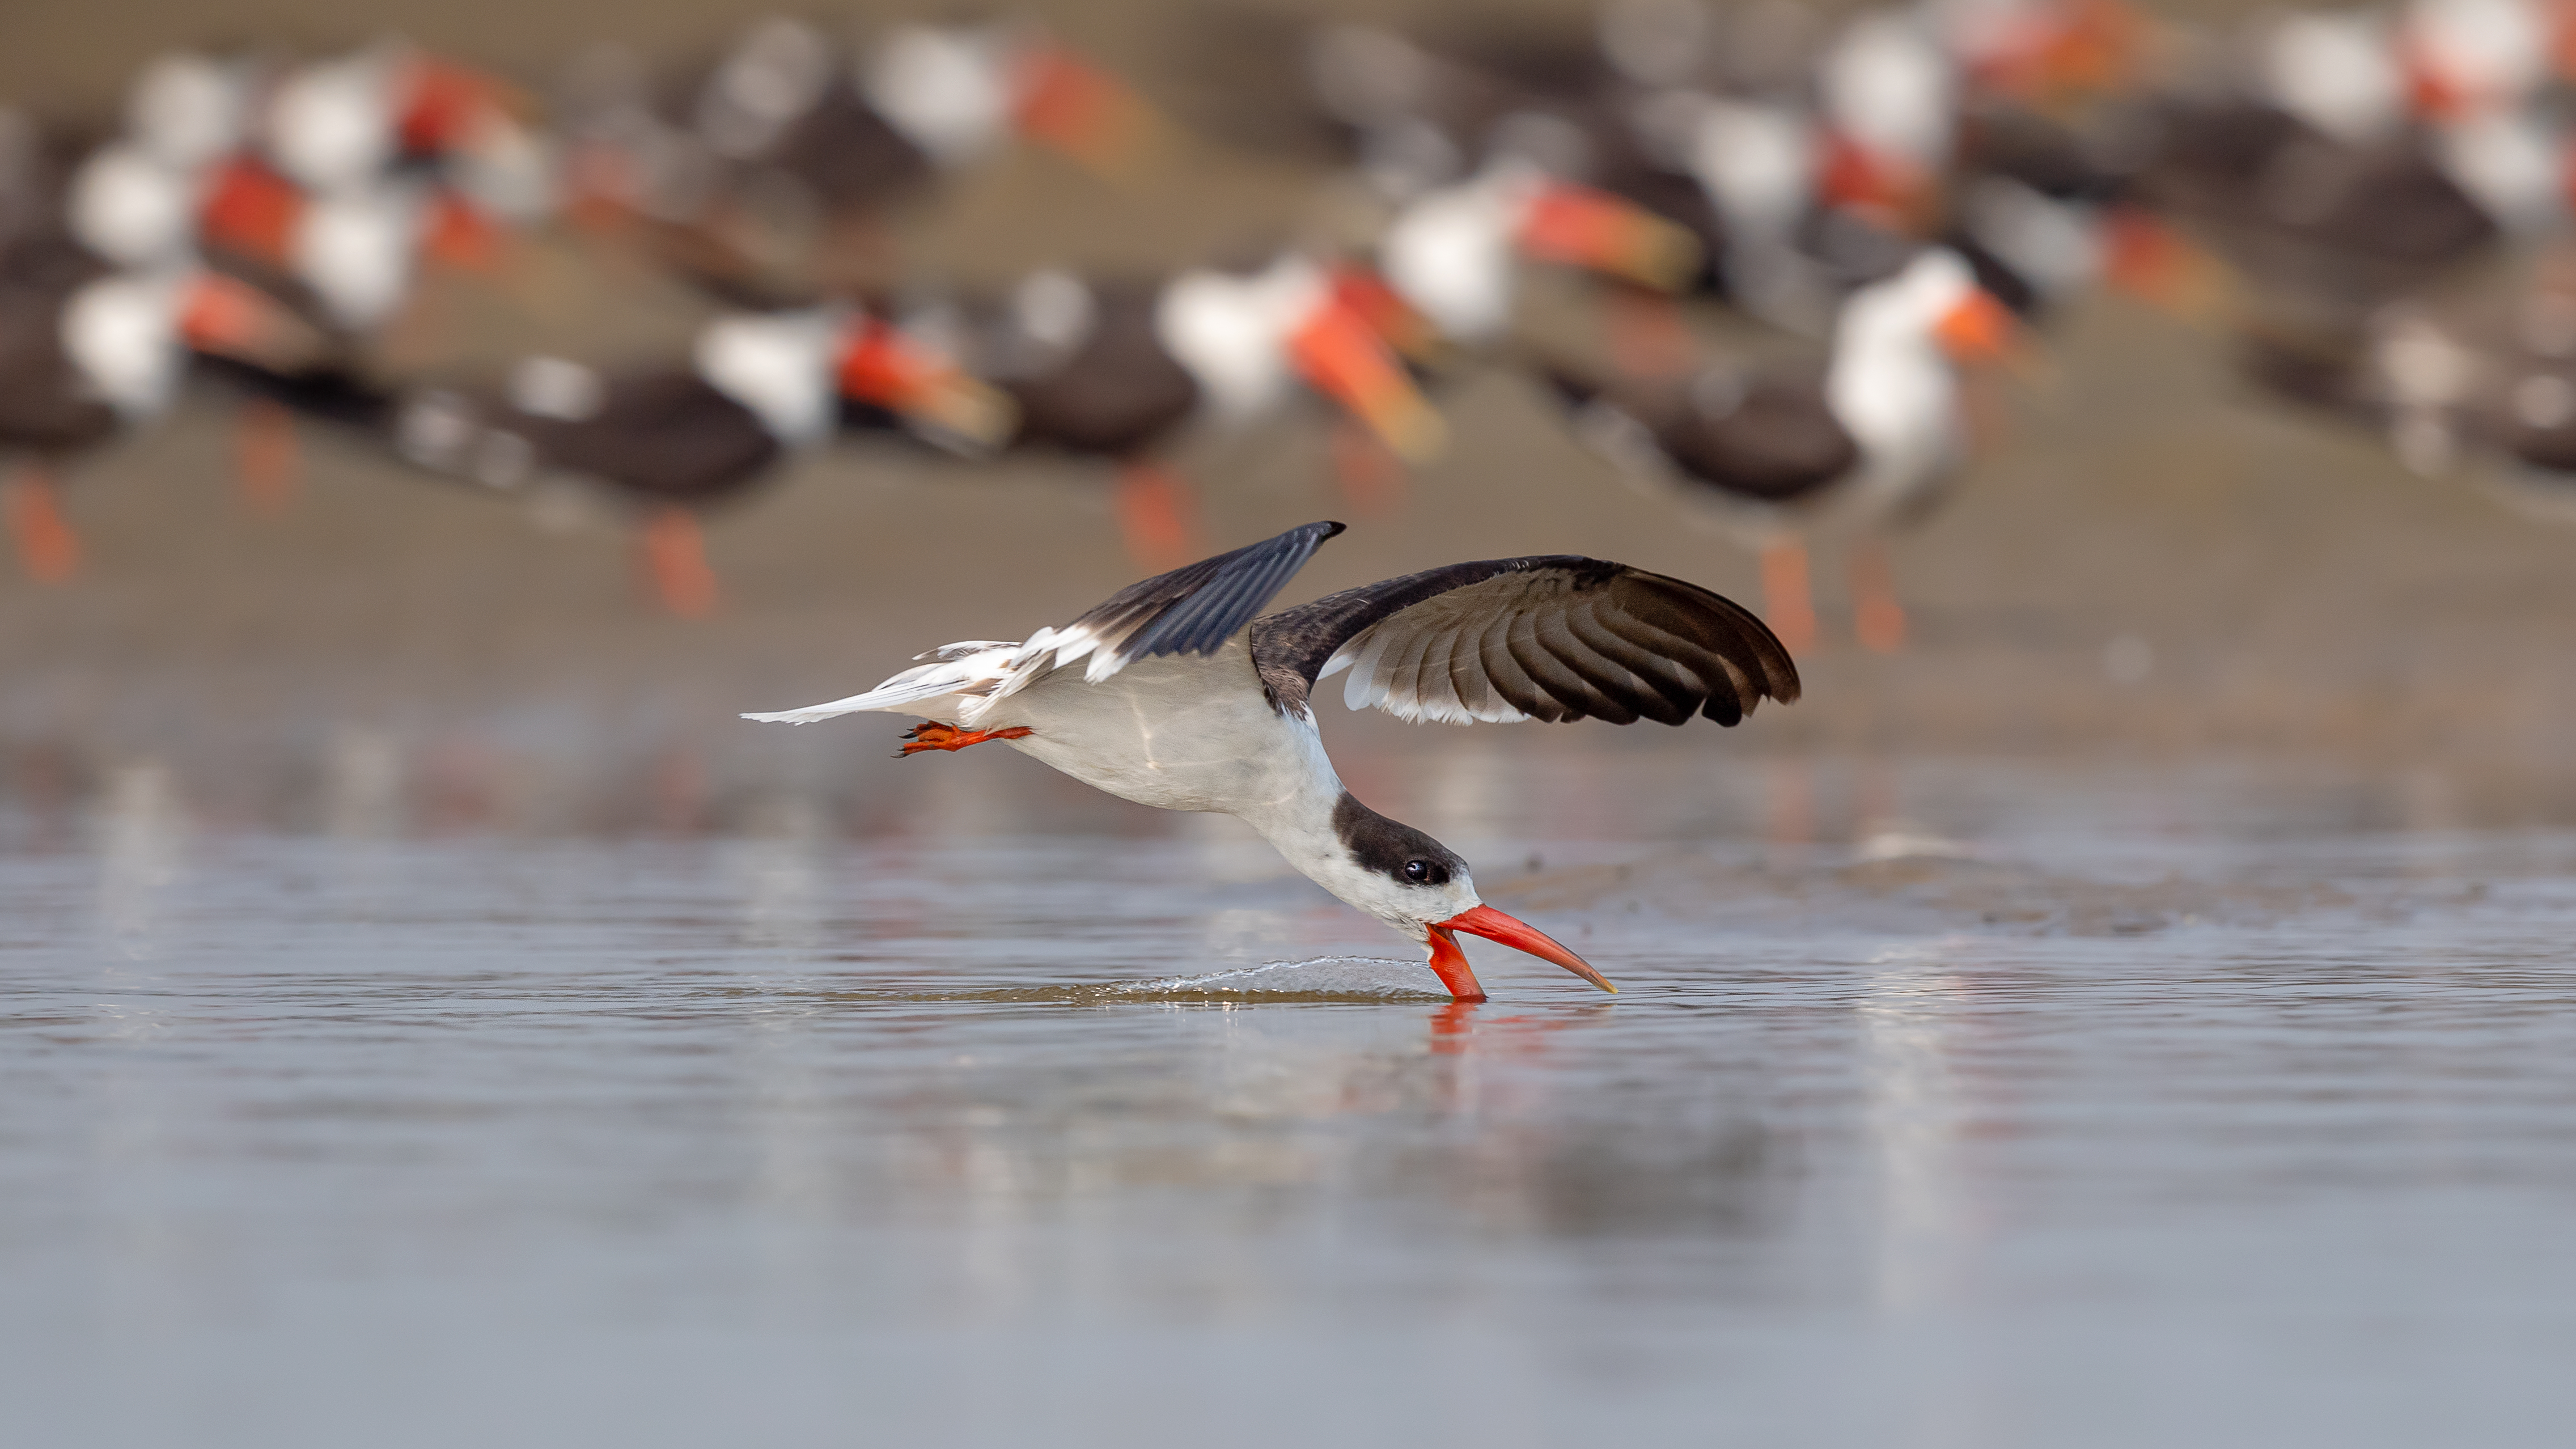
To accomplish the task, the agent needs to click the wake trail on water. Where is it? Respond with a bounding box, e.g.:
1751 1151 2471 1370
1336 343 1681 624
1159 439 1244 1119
1107 956 1444 1000
880 957 1452 1004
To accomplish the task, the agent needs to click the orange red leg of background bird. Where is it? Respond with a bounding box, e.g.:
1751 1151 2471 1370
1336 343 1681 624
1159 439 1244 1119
639 508 719 618
1604 288 1699 379
1112 461 1200 571
236 399 302 514
1330 420 1408 516
1851 538 1908 653
1760 540 1816 655
5 465 80 584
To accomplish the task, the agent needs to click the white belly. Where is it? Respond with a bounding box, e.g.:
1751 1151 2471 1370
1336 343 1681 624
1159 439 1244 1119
973 642 1331 816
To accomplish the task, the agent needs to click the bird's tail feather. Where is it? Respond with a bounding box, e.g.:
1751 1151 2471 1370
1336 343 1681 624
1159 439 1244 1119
740 679 954 724
740 693 900 724
740 645 1020 724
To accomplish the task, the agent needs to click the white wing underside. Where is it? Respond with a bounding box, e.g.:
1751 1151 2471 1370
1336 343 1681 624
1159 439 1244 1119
1324 613 1533 727
1315 567 1765 728
1320 575 1575 725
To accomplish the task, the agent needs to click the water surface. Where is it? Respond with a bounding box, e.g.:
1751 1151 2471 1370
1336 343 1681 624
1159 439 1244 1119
5 762 2574 1447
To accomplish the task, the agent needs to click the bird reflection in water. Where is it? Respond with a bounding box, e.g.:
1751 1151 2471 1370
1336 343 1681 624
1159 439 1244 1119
730 793 828 950
92 760 186 962
877 989 1780 1305
1858 947 1990 1315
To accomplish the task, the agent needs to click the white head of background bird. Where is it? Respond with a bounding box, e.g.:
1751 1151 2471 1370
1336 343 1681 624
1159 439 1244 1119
665 303 1014 454
2430 107 2574 236
697 16 835 162
1838 248 2021 364
66 143 201 270
1826 248 2024 455
862 22 1158 175
126 52 251 173
266 48 404 195
294 181 425 329
1157 252 1447 460
1378 161 1702 345
2400 0 2554 120
60 272 193 421
61 266 314 422
2264 10 2406 144
1817 12 1958 189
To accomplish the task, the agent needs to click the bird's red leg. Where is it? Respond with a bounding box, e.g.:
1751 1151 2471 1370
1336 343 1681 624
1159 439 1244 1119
1850 537 1908 653
1329 418 1406 515
4 463 81 584
1759 540 1816 655
1604 284 1698 379
897 722 1035 756
236 397 300 513
1111 460 1200 571
1425 927 1490 1002
639 508 719 618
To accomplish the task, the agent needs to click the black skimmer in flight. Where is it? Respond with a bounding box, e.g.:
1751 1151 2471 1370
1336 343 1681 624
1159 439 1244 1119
395 306 1010 615
1548 248 2020 654
743 520 1797 999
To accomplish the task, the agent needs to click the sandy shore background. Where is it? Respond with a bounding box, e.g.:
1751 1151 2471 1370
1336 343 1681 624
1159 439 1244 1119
5 0 2573 833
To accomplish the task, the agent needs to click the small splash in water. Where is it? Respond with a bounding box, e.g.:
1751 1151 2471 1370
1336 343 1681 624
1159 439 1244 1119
1107 955 1444 1001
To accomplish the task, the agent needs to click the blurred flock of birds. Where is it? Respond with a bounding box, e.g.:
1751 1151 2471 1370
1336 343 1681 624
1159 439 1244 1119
9 0 2576 655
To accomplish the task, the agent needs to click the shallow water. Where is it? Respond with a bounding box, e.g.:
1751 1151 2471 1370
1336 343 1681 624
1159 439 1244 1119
6 762 2576 1448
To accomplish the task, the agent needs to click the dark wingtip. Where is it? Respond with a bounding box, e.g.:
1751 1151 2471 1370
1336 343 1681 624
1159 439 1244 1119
1318 520 1348 540
1116 520 1346 661
1748 614 1803 707
1628 570 1803 722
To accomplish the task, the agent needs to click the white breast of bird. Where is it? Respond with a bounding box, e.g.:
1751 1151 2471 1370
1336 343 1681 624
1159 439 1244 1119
981 645 1340 819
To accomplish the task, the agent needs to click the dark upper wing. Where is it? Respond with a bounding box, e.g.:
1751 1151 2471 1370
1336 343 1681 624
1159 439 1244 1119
1250 556 1799 726
1548 362 1858 505
1022 520 1346 683
1659 373 1859 503
541 373 783 501
1005 285 1201 455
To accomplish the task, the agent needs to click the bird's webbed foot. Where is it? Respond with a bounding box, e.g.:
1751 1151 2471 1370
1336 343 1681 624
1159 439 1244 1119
897 722 1035 757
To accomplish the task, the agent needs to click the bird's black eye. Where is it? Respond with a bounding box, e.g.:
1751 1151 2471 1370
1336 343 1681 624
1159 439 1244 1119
1403 858 1447 886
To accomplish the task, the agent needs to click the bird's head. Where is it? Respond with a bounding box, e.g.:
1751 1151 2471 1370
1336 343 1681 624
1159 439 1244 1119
1379 163 1700 345
1839 248 2023 368
1323 794 1614 998
862 23 1160 175
1158 254 1446 460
